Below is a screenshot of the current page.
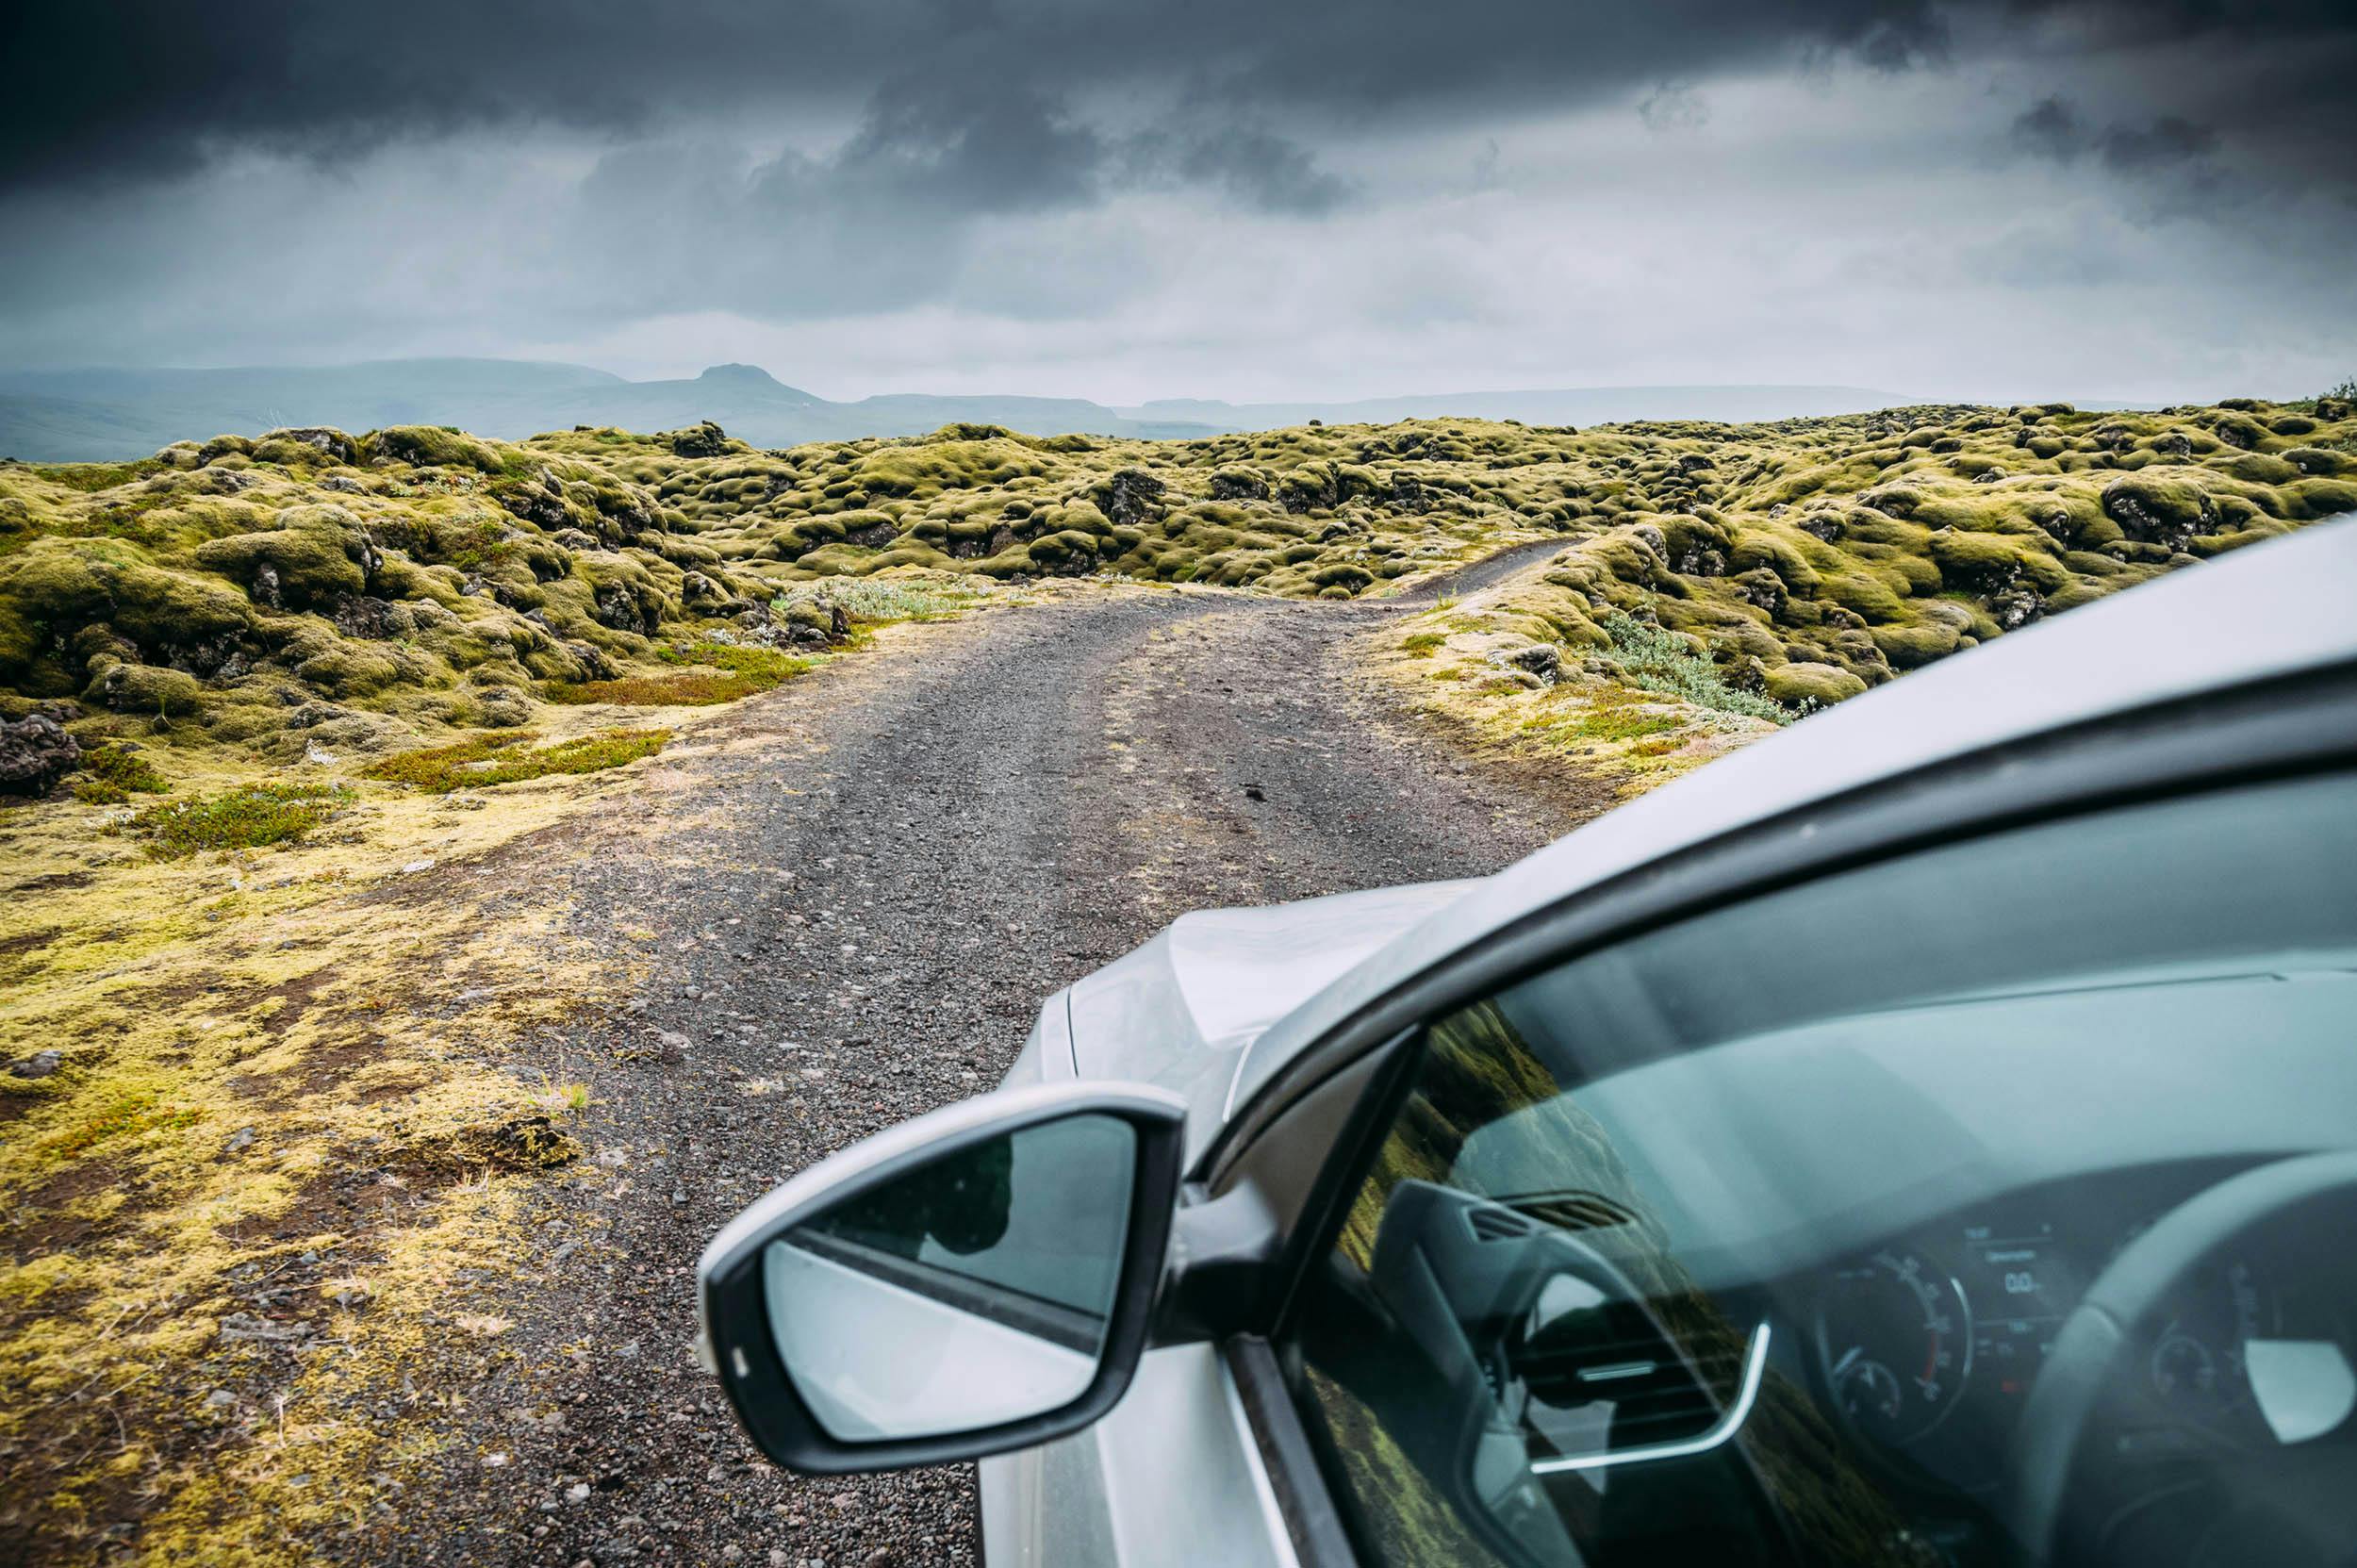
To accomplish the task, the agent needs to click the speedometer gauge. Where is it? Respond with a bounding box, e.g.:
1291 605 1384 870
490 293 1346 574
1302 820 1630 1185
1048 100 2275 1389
1819 1247 1973 1445
2148 1257 2269 1424
2112 1216 2276 1429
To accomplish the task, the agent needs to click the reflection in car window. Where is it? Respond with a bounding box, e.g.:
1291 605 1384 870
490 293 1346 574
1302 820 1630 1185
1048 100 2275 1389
1285 769 2357 1567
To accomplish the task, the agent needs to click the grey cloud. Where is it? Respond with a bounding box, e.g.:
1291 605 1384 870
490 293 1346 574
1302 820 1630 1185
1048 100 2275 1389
1638 84 1712 133
562 87 1160 322
1168 127 1353 216
821 84 1106 216
1828 0 1952 71
2009 96 2086 161
2004 96 2245 227
2098 116 2220 173
2010 97 2221 173
1123 125 1355 216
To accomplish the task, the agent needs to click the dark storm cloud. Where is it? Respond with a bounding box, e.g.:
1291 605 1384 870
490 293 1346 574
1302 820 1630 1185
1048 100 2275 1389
1995 3 2357 194
0 0 2160 193
11 2 2351 232
816 85 1106 217
2000 11 2356 220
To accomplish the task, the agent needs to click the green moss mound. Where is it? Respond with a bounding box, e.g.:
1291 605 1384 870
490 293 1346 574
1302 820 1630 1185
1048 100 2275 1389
0 392 2347 756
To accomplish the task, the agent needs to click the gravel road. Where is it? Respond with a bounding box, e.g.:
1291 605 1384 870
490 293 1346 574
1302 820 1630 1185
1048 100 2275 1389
383 578 1599 1568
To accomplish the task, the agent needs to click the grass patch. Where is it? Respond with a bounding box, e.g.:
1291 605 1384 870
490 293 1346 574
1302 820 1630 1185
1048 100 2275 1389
545 671 766 706
69 744 172 804
1597 615 1790 724
363 728 670 793
1564 694 1686 742
772 579 967 623
547 639 817 706
128 781 353 857
39 1092 202 1158
1400 632 1447 656
651 640 817 684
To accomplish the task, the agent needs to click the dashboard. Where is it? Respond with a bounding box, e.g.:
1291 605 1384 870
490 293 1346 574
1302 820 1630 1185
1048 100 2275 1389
1321 1154 2357 1568
1793 1160 2345 1499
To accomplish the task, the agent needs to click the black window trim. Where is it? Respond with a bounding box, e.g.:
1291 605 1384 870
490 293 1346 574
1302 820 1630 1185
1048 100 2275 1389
1209 660 2357 1563
1226 1334 1362 1568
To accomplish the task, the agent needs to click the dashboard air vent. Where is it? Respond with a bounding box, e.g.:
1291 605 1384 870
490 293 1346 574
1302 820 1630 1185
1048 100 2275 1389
1508 1190 1641 1233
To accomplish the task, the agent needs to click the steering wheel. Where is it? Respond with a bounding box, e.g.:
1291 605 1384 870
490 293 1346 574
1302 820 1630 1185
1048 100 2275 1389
2002 1151 2357 1567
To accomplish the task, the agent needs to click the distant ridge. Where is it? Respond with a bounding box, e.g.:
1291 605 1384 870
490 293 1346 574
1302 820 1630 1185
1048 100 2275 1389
1116 384 1912 429
0 359 1927 462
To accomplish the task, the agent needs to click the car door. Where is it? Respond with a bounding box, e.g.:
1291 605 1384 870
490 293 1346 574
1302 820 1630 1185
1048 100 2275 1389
1226 755 2357 1567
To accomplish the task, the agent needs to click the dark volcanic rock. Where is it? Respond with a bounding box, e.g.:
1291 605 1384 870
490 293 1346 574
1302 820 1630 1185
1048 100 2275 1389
0 715 82 794
264 427 360 464
669 421 730 459
1099 469 1166 528
1501 643 1561 685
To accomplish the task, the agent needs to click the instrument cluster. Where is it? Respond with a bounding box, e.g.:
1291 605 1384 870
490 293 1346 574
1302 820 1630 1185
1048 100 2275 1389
1809 1176 2277 1491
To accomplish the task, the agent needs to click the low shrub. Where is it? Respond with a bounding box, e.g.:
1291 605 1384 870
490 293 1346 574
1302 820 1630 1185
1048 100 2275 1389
770 579 967 623
1597 615 1790 722
70 745 171 804
130 781 353 856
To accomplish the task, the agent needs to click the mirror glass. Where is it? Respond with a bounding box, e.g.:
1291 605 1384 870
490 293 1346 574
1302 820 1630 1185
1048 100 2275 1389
762 1112 1137 1442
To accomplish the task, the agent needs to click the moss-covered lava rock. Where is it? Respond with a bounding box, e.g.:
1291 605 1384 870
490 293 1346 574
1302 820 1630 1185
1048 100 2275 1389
0 394 2349 756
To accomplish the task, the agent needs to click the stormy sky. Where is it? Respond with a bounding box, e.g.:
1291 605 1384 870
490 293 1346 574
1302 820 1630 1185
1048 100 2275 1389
3 0 2351 405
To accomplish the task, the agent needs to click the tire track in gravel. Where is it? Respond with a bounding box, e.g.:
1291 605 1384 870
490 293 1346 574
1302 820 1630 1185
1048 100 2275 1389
384 582 1602 1568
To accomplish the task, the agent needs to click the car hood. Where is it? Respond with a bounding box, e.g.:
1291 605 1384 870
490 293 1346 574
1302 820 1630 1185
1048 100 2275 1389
1065 878 1481 1136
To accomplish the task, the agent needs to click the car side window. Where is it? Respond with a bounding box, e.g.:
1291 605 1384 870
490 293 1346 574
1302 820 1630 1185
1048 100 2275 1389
1279 769 2357 1568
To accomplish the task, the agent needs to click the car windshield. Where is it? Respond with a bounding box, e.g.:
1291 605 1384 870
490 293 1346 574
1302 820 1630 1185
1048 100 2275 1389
1293 767 2357 1568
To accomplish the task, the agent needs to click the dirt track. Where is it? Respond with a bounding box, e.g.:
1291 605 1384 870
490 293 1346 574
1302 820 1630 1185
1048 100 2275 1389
384 579 1597 1567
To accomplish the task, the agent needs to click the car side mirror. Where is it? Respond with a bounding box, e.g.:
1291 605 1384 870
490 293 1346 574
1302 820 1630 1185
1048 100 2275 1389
697 1081 1187 1474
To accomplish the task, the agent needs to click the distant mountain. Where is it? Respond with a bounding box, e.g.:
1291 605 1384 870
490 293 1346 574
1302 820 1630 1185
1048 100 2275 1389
1115 384 1914 428
0 358 1930 462
0 359 1229 461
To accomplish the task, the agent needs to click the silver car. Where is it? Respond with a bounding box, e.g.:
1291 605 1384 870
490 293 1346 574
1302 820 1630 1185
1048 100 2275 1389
701 518 2357 1567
